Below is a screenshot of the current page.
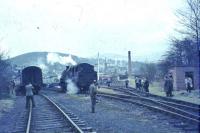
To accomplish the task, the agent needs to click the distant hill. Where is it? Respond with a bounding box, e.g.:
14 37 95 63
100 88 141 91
9 52 148 81
9 52 95 67
9 52 97 82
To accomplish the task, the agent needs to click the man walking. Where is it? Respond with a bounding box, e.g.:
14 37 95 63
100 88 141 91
25 83 35 109
89 80 97 113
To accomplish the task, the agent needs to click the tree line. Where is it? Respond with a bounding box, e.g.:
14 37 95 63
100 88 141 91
0 49 13 97
139 0 199 82
160 0 199 71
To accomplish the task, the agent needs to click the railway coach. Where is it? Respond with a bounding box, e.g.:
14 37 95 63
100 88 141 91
16 66 43 95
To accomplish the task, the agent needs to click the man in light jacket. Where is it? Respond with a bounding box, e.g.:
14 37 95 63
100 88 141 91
25 83 35 109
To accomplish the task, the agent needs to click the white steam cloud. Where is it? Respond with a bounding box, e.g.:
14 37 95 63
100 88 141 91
47 53 77 65
66 79 78 94
37 58 48 70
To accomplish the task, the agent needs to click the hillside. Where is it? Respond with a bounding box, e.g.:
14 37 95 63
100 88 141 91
9 52 94 66
9 52 147 83
9 52 96 82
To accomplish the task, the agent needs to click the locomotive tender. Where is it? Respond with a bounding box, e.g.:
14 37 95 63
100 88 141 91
60 63 97 93
16 66 43 95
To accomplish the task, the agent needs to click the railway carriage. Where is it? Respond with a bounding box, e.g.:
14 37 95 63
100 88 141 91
16 66 43 95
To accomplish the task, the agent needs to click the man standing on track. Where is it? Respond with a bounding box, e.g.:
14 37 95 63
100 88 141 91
25 83 35 109
89 80 97 113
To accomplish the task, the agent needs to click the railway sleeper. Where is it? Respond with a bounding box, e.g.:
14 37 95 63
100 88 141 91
32 119 65 123
76 123 86 127
33 117 63 120
70 117 79 120
16 121 26 125
76 121 86 125
183 127 200 131
67 114 76 117
33 124 68 130
72 120 82 123
12 130 26 133
13 127 26 132
81 127 93 132
32 127 72 133
173 123 188 128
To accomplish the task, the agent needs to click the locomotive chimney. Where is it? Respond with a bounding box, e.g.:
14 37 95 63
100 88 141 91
128 51 132 78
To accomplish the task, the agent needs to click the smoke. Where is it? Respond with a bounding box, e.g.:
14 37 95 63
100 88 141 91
35 58 48 72
66 79 78 94
47 53 77 65
37 58 48 70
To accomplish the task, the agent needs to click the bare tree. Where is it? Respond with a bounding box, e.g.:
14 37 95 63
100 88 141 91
176 0 200 52
166 38 197 65
159 0 199 77
176 0 200 81
0 48 13 96
139 63 157 82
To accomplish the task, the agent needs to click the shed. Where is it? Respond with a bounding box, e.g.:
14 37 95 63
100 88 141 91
169 66 199 90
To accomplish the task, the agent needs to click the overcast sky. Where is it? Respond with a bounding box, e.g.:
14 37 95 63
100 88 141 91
0 0 185 61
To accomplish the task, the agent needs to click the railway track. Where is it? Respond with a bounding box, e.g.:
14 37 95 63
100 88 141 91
101 85 200 114
98 87 200 132
12 94 95 133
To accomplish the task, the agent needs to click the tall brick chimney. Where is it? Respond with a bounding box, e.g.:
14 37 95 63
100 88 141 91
128 51 132 78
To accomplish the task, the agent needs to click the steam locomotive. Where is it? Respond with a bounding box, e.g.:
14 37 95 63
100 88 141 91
16 66 43 95
60 63 97 93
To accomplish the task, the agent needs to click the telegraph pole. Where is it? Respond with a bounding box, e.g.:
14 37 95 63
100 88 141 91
128 51 132 78
97 52 100 82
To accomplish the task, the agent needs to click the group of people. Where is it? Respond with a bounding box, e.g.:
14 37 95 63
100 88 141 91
23 79 97 113
8 80 35 108
135 77 149 93
164 73 194 97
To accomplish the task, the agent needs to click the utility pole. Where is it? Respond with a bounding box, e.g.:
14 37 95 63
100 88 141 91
104 58 107 74
97 52 100 82
128 51 132 78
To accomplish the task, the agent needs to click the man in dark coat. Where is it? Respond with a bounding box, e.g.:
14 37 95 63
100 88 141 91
89 80 97 113
164 75 173 97
60 78 67 93
135 77 139 90
125 79 129 88
143 78 149 94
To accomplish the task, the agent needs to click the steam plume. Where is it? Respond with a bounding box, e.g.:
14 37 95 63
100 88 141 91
47 53 77 65
66 79 78 94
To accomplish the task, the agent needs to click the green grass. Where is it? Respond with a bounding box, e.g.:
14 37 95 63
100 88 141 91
149 82 165 96
0 99 14 118
98 88 119 94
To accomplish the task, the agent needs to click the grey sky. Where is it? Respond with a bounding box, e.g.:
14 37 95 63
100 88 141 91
0 0 184 61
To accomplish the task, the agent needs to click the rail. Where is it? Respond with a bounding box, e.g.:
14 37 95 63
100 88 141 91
41 94 84 133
